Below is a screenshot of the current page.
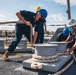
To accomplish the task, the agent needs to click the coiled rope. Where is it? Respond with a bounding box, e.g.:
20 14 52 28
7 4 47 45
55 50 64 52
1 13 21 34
31 53 75 75
51 59 74 75
51 52 75 75
32 53 66 63
31 62 43 69
31 53 66 69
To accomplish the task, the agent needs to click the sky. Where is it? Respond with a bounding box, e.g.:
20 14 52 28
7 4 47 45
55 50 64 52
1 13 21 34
0 0 76 31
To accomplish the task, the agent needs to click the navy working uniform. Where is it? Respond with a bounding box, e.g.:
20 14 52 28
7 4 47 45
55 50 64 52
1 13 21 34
7 10 44 53
56 32 69 41
56 28 75 49
56 28 70 41
2 9 48 61
35 18 46 43
70 32 76 56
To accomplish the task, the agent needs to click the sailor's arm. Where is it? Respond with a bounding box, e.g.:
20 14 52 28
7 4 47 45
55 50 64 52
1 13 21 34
66 42 76 54
31 32 38 47
65 35 72 42
16 12 31 26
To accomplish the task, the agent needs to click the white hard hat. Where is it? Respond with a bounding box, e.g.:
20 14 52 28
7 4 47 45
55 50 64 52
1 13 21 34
67 19 76 27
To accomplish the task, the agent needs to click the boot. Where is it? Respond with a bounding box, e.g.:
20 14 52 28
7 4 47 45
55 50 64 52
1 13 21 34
3 51 9 61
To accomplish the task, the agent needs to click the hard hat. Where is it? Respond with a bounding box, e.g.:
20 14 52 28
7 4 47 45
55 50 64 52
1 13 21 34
38 9 48 19
36 6 41 12
62 28 70 36
67 19 76 27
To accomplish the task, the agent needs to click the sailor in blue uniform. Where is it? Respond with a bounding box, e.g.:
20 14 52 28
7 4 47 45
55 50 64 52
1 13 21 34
35 6 47 44
56 27 75 49
56 28 70 41
66 19 76 56
34 18 46 43
2 9 48 61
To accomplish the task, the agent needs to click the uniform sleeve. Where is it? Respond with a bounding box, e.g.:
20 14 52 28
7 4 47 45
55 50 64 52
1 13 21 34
34 21 43 33
34 25 40 32
20 10 27 17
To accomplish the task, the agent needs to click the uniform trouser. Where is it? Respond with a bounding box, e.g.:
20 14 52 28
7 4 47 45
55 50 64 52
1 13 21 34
7 24 31 53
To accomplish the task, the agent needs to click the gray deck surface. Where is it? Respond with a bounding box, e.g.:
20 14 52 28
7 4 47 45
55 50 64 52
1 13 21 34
0 52 76 75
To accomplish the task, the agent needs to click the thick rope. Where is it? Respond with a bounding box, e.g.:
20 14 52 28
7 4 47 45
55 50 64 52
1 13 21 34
51 59 74 75
31 62 42 69
31 53 74 73
30 24 33 44
51 51 75 75
31 53 66 69
33 58 58 63
70 51 76 63
72 54 76 62
32 53 66 63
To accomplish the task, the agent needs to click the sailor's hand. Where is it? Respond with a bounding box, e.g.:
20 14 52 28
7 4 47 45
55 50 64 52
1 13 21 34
31 43 34 47
65 50 70 55
44 30 47 33
25 21 31 26
31 44 35 51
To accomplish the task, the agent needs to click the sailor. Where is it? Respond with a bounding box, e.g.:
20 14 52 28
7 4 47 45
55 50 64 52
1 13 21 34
56 27 75 49
38 19 76 75
65 19 76 56
2 9 48 61
34 6 47 44
56 28 70 41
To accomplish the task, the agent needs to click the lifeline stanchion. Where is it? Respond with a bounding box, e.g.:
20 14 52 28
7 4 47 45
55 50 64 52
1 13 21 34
47 24 66 27
0 21 23 24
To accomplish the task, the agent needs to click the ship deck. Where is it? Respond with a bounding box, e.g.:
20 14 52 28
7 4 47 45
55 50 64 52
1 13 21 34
0 52 76 75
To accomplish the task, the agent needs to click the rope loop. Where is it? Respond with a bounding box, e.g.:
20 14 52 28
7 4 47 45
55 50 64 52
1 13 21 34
31 62 42 69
